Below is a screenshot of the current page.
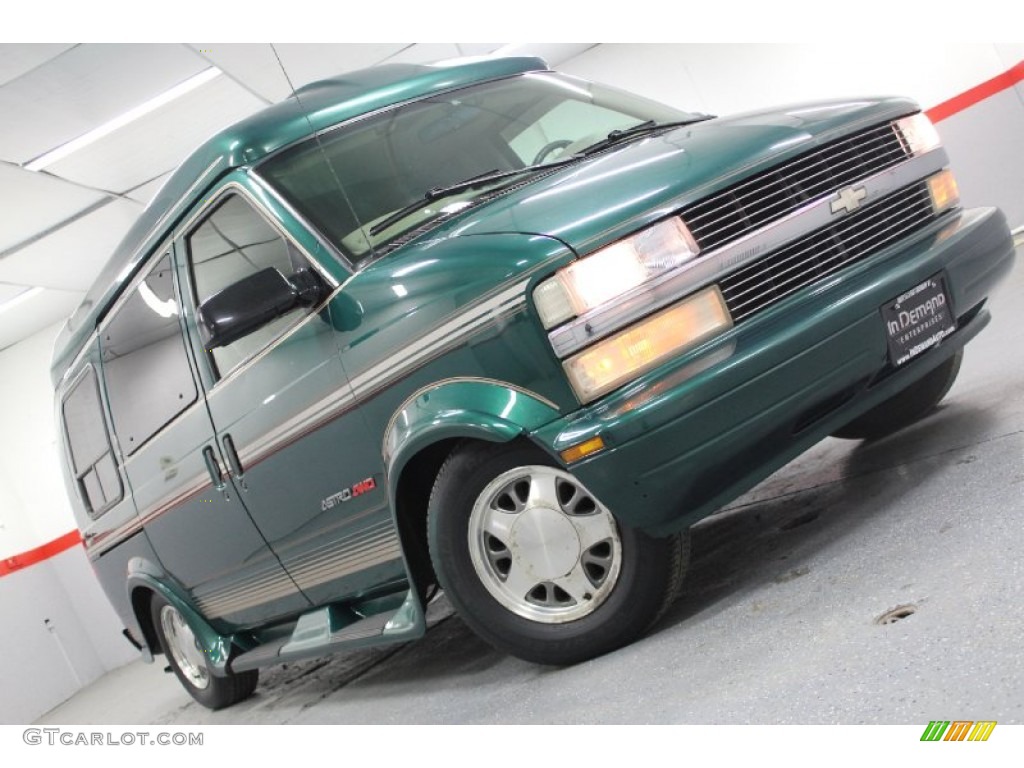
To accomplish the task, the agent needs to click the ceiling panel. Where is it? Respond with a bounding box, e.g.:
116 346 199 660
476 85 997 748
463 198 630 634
188 43 289 103
273 43 412 90
451 44 504 57
383 43 464 65
44 75 266 192
0 164 106 252
0 284 29 303
495 43 597 67
0 43 207 165
124 172 172 206
0 199 142 292
994 43 1024 68
0 42 537 353
0 44 76 87
0 287 83 353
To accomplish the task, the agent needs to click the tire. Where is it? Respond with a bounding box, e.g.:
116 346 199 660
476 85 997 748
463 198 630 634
832 350 963 441
150 593 258 710
427 440 688 666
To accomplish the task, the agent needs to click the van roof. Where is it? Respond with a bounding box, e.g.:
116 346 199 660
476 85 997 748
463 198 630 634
50 55 548 385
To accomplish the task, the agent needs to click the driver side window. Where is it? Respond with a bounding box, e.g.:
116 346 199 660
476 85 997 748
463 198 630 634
187 194 315 379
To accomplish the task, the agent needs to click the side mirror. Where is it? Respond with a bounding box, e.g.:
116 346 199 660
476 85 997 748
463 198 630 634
197 267 323 350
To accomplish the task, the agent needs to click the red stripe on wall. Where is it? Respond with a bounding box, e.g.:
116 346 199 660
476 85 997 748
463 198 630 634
0 530 82 578
928 60 1024 123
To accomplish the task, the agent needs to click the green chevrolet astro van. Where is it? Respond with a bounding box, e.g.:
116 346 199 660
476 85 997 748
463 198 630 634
52 56 1015 708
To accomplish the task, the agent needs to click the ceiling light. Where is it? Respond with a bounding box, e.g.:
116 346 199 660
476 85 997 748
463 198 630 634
0 287 44 316
139 281 178 318
24 68 222 172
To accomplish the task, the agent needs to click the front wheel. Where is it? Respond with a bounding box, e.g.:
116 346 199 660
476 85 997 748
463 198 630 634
150 594 258 710
427 441 688 666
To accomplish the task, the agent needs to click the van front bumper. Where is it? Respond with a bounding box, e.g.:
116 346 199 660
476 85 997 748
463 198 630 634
531 206 1016 536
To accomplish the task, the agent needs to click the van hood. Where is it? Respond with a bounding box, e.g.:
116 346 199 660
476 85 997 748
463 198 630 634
433 96 919 256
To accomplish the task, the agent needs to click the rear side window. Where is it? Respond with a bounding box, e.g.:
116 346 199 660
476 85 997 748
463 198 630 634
101 253 198 455
62 367 121 516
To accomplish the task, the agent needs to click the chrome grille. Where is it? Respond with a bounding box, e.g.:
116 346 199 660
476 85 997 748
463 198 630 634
683 122 909 251
719 182 937 322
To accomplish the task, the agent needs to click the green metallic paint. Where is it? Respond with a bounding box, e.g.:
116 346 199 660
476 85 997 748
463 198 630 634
126 564 240 676
334 231 579 442
385 378 564 491
381 589 426 637
51 56 549 386
417 97 922 260
531 207 1015 535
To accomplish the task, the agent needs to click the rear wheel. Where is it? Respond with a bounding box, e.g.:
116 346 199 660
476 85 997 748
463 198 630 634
427 441 688 665
832 350 963 441
150 594 258 710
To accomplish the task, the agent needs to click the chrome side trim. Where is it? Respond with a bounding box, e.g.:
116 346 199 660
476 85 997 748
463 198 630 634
190 517 402 618
547 148 949 359
193 564 302 619
350 280 528 398
85 472 209 559
174 180 344 387
81 159 223 347
249 169 353 272
236 279 531 469
96 242 174 337
172 180 338 289
205 282 349 396
286 519 402 593
235 369 356 467
61 330 99 384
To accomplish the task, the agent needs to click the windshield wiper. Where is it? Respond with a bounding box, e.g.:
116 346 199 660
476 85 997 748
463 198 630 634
368 156 581 237
367 118 715 238
577 116 715 157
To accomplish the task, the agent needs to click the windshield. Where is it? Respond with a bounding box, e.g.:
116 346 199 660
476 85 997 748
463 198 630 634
258 72 694 264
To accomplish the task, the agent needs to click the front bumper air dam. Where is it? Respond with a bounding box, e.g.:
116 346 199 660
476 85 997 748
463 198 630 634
533 206 1015 536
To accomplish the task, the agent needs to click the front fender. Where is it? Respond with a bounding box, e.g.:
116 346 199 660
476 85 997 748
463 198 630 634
126 558 238 676
384 377 563 497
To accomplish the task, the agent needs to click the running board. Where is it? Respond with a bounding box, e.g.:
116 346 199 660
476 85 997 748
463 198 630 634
229 590 423 673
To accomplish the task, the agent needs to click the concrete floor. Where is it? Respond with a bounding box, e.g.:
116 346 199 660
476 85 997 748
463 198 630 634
40 245 1023 726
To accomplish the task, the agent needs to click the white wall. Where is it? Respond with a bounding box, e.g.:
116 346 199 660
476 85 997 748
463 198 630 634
0 323 136 723
0 322 76 557
558 43 1024 227
559 43 1013 117
994 44 1024 68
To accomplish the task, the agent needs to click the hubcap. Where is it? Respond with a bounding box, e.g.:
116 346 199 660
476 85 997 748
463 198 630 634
468 465 622 623
160 605 210 690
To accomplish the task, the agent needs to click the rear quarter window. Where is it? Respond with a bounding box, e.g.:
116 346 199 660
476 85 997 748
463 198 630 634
61 366 121 516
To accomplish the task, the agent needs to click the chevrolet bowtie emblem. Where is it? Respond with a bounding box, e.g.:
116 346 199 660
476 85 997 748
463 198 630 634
831 185 867 215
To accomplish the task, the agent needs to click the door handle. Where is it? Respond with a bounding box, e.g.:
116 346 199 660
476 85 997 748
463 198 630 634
223 434 244 479
202 446 226 491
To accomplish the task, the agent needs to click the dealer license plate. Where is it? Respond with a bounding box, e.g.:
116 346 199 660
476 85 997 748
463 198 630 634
881 274 956 367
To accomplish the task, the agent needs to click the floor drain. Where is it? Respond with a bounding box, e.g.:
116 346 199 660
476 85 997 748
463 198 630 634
875 604 917 625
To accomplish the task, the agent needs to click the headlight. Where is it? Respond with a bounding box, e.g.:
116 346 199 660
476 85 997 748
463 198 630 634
563 286 732 402
534 218 700 329
896 113 941 156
